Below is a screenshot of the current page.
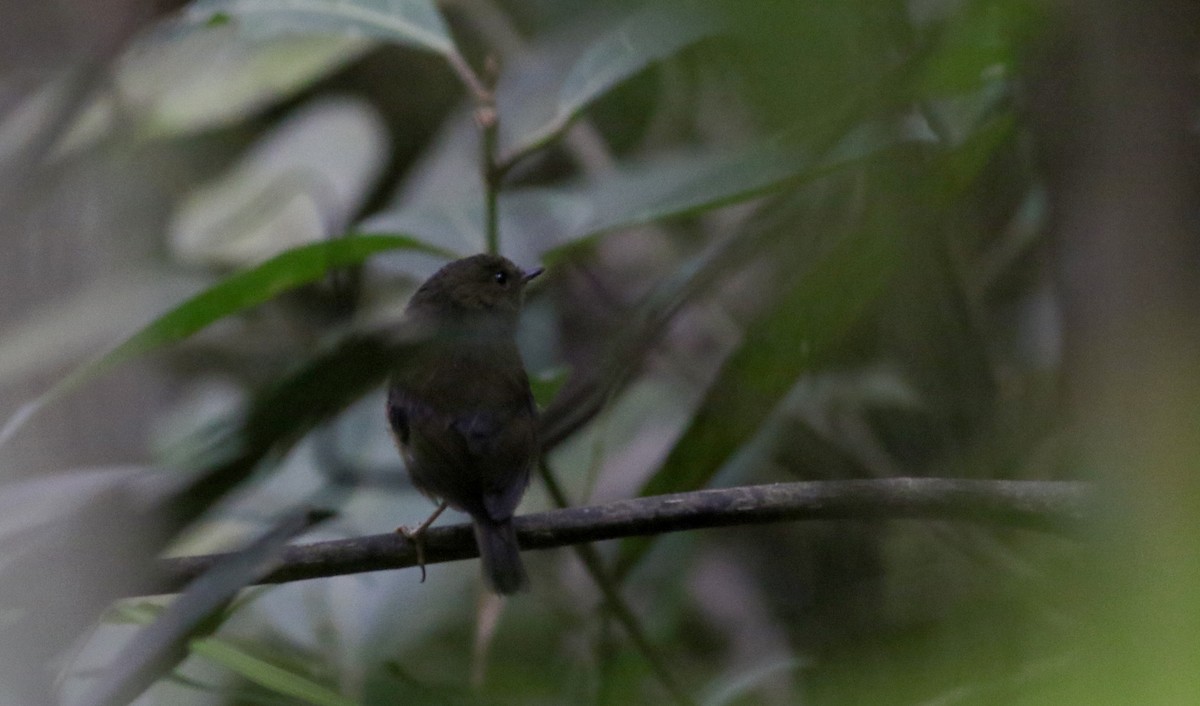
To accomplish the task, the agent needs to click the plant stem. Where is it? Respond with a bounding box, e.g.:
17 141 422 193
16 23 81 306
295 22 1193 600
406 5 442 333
478 97 501 256
538 461 697 706
443 48 502 255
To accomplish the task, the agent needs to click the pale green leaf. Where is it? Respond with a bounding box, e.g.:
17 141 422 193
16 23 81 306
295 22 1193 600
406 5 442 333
122 30 371 137
181 0 454 56
191 638 360 706
506 3 720 156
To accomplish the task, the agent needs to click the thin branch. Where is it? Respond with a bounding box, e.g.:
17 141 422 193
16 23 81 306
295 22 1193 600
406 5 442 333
441 46 502 254
478 96 501 256
156 479 1089 594
444 50 490 104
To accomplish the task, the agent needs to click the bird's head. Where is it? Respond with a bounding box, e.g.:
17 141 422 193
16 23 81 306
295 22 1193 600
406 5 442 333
406 254 543 331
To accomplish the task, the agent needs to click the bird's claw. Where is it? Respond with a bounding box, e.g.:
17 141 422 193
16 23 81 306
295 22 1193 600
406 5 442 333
396 525 428 583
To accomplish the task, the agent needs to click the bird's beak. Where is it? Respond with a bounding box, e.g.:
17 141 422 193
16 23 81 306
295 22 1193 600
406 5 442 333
523 266 545 283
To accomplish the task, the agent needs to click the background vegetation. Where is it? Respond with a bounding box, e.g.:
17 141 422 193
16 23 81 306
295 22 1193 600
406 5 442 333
0 1 1197 704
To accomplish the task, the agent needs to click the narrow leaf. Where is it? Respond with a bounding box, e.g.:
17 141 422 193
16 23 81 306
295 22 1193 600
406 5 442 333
83 509 333 706
191 638 360 706
0 235 450 450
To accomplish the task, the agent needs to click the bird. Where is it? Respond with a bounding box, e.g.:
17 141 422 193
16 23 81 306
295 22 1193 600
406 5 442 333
386 254 542 594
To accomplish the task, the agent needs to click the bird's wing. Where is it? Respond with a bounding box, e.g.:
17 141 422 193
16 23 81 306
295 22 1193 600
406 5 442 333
388 374 536 522
452 408 535 521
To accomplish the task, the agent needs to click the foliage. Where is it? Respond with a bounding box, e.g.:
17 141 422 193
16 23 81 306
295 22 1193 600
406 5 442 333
1 0 1194 705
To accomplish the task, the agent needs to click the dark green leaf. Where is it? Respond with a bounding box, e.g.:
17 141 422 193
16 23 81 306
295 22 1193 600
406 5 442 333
0 235 450 449
107 235 446 369
916 2 1022 97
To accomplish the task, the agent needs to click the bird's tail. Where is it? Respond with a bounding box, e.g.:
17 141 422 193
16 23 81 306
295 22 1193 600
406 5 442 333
473 517 528 594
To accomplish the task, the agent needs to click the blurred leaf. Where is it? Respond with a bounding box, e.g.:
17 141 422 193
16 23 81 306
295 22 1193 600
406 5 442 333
613 225 900 576
615 120 1014 576
359 200 487 260
181 0 454 57
109 601 166 626
0 471 173 704
109 234 442 378
0 235 450 450
530 366 570 409
363 123 922 263
83 509 332 706
524 122 924 258
505 2 721 156
0 273 200 387
170 97 391 268
916 2 1023 97
118 30 370 138
701 657 807 706
173 328 419 523
4 32 369 155
190 638 359 706
0 468 149 546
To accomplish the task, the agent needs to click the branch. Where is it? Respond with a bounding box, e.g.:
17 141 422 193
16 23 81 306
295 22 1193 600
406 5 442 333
156 479 1089 594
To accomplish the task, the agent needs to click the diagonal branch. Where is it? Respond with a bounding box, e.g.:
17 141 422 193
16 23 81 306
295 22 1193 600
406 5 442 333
156 478 1089 594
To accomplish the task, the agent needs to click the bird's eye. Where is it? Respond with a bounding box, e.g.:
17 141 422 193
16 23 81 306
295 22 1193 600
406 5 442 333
493 270 509 286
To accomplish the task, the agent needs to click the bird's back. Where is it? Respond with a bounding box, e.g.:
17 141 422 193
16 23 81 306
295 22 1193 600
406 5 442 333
388 340 537 523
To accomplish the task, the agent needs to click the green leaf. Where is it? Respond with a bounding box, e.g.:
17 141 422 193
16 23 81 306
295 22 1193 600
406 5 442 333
505 3 720 157
181 0 455 56
109 602 166 626
916 2 1020 97
96 235 450 385
191 638 360 706
530 366 571 409
0 235 451 449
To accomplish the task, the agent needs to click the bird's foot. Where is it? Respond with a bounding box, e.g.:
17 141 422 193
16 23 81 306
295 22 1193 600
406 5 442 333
396 501 448 583
396 525 429 582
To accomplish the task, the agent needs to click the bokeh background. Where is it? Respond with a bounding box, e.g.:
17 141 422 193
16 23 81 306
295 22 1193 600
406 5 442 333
0 1 1197 704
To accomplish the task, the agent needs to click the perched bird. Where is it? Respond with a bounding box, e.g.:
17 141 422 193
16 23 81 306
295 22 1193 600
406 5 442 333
387 254 542 594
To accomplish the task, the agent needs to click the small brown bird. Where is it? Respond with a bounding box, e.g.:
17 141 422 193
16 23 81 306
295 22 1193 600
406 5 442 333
387 254 542 594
